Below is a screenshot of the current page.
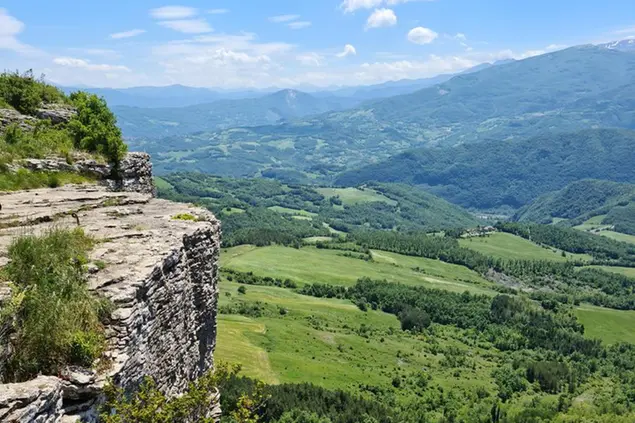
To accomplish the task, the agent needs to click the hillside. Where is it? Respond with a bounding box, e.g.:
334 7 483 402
335 129 635 210
514 180 635 223
115 89 360 139
129 44 635 178
156 174 481 246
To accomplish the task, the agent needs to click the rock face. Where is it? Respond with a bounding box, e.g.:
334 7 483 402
0 169 221 420
0 376 64 423
0 105 76 132
11 152 156 195
35 104 77 125
0 109 36 132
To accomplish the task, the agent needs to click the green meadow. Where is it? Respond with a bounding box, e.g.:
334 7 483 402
221 245 494 294
459 232 591 262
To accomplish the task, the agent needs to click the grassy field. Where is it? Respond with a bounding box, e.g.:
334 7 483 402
221 245 494 294
316 187 397 206
576 305 635 344
216 281 497 393
459 233 591 262
600 231 635 244
589 266 635 278
573 215 611 232
153 176 174 191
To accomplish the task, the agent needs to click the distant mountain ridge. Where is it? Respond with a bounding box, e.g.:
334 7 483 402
130 43 635 180
115 89 361 139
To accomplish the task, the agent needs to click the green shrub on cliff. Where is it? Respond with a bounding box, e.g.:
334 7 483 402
1 228 111 382
68 91 128 164
0 70 66 114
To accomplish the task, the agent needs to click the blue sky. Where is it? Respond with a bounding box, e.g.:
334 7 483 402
1 0 634 88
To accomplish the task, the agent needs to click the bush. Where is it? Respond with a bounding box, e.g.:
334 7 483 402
1 228 110 382
398 307 431 333
101 363 268 423
0 70 66 115
238 286 247 295
68 91 127 164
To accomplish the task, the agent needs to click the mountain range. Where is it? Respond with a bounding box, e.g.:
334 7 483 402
126 43 635 186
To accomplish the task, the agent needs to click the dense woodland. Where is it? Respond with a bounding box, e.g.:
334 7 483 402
335 129 635 210
513 180 635 223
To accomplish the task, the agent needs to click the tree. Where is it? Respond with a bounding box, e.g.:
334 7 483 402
398 308 431 333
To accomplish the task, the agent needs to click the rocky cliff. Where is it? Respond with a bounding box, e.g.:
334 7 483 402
0 154 221 422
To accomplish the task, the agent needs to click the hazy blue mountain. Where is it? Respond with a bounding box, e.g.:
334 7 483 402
61 84 268 108
115 89 361 138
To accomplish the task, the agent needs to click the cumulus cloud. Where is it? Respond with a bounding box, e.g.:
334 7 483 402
366 9 397 30
269 14 300 23
408 27 438 44
150 6 197 19
336 44 357 58
288 21 312 30
110 29 146 39
0 8 39 55
341 0 431 13
53 57 131 72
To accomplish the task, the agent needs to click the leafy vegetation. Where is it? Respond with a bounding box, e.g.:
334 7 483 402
0 169 94 191
0 71 127 167
513 180 635 224
0 228 110 382
157 173 480 246
335 129 635 210
0 70 67 114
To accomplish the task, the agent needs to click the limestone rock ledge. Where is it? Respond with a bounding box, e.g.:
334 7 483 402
0 184 221 421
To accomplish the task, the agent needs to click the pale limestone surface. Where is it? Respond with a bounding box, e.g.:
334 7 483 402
0 180 221 421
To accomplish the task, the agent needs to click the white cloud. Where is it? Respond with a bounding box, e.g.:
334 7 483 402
341 0 431 13
53 57 131 72
408 26 438 44
207 9 229 15
150 6 197 19
614 26 635 35
0 8 39 55
341 0 384 12
109 29 146 39
158 19 213 34
297 52 323 66
288 21 312 30
366 9 397 30
336 44 357 58
269 14 300 23
68 48 122 60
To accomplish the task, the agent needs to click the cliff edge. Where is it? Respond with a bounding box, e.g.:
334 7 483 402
0 154 221 422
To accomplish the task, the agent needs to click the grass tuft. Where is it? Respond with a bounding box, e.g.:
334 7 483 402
1 227 111 382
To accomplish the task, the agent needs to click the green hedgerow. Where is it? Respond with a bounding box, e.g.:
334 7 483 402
1 228 111 382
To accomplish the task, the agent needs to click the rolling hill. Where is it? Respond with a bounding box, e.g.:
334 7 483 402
334 129 635 210
129 43 635 179
513 180 635 223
